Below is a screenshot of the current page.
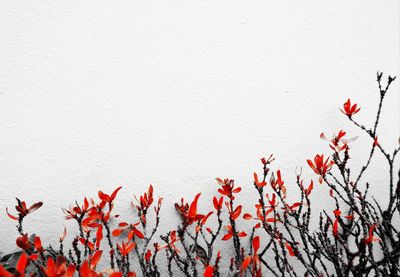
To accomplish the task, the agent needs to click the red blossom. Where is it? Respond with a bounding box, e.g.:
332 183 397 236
175 193 205 225
300 180 314 196
117 241 136 256
260 154 275 166
340 98 360 117
212 196 223 211
253 172 266 187
307 154 334 183
320 130 352 152
133 185 154 224
16 234 31 250
62 197 90 220
0 252 29 277
41 256 76 277
6 198 43 221
216 178 241 200
98 186 122 205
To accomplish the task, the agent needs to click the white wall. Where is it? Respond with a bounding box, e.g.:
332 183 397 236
0 0 399 269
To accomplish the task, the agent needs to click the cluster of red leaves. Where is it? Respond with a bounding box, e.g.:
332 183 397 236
2 94 396 277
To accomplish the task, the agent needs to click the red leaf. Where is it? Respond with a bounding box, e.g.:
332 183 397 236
145 250 152 262
6 208 18 220
16 252 28 274
60 226 67 242
95 225 103 249
285 243 295 256
91 250 103 268
243 213 253 220
305 180 314 196
231 206 242 220
66 264 76 277
213 197 223 210
252 236 260 253
111 186 123 201
34 236 42 251
201 211 214 225
333 217 339 237
133 228 145 239
241 256 252 270
204 265 214 277
188 193 201 219
112 228 124 237
222 233 233 241
110 273 123 277
28 202 43 213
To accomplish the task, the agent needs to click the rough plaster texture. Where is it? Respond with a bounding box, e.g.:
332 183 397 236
0 0 399 272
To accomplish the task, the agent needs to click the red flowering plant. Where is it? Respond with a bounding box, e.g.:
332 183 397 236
1 72 399 276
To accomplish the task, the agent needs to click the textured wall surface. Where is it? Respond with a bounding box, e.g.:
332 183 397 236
0 0 399 268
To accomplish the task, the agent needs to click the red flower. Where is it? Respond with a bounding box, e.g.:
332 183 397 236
79 258 103 277
340 99 360 117
41 256 76 277
63 197 90 220
260 154 275 166
98 186 122 205
16 234 31 250
300 180 314 196
253 172 266 187
320 130 352 152
0 252 29 277
175 193 204 225
216 178 241 200
6 198 43 221
133 185 154 224
307 154 334 183
213 196 223 211
117 241 136 256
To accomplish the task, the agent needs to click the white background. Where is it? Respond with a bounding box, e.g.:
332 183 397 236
0 0 399 271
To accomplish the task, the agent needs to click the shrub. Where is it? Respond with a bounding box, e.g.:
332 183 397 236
1 72 399 277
